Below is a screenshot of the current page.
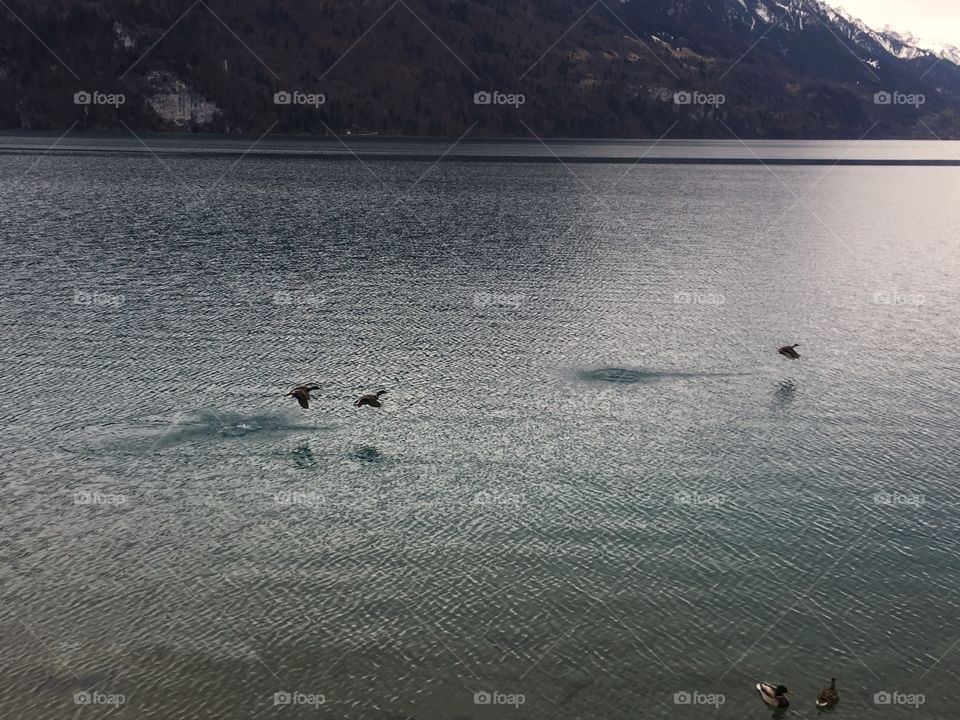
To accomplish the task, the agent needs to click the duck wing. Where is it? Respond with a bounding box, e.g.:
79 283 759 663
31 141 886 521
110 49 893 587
290 388 310 408
756 683 778 699
756 682 787 707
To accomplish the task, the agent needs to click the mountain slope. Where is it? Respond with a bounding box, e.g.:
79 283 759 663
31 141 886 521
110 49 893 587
0 0 957 138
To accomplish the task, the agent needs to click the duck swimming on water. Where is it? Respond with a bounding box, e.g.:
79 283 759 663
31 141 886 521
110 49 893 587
756 682 790 708
778 344 800 359
816 678 839 709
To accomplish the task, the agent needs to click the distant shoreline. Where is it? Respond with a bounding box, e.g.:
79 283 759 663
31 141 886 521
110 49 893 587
3 132 959 165
2 147 959 166
2 131 959 144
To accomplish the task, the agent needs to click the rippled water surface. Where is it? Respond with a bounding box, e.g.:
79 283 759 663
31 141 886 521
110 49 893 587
1 140 959 719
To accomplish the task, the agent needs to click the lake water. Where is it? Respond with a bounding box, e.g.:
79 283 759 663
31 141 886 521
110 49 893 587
1 136 959 719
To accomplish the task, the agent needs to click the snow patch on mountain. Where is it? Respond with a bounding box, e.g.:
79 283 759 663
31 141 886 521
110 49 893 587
755 2 775 24
820 3 959 67
938 45 960 66
889 32 960 66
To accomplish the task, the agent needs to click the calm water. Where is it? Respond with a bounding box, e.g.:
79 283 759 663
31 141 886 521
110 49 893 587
1 138 959 719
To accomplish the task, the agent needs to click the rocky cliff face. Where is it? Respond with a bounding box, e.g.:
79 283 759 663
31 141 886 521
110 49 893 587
0 0 957 138
145 72 221 128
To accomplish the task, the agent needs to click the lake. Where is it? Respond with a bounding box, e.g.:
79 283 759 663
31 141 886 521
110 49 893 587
1 135 958 719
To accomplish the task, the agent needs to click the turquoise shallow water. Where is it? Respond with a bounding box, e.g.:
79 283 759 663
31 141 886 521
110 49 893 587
1 139 959 719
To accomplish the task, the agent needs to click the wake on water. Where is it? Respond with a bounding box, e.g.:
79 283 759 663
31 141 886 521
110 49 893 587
115 409 323 451
575 366 753 385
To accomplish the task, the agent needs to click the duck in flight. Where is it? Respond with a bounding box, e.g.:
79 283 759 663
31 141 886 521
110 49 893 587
756 682 790 708
355 390 387 408
816 678 839 709
287 384 320 409
778 343 800 359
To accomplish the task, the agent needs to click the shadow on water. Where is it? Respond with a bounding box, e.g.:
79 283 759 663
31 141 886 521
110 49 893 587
292 443 317 469
772 379 797 408
576 366 751 385
352 445 384 463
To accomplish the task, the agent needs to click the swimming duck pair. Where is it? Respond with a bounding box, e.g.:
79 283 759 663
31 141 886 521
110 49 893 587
756 677 838 709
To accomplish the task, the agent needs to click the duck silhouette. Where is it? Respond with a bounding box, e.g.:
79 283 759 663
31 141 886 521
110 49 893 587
778 344 800 359
286 384 320 409
355 390 387 408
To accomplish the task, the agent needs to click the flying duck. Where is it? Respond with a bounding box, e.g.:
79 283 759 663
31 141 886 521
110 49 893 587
778 344 800 359
287 384 320 409
816 678 839 709
355 390 387 408
756 682 790 708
